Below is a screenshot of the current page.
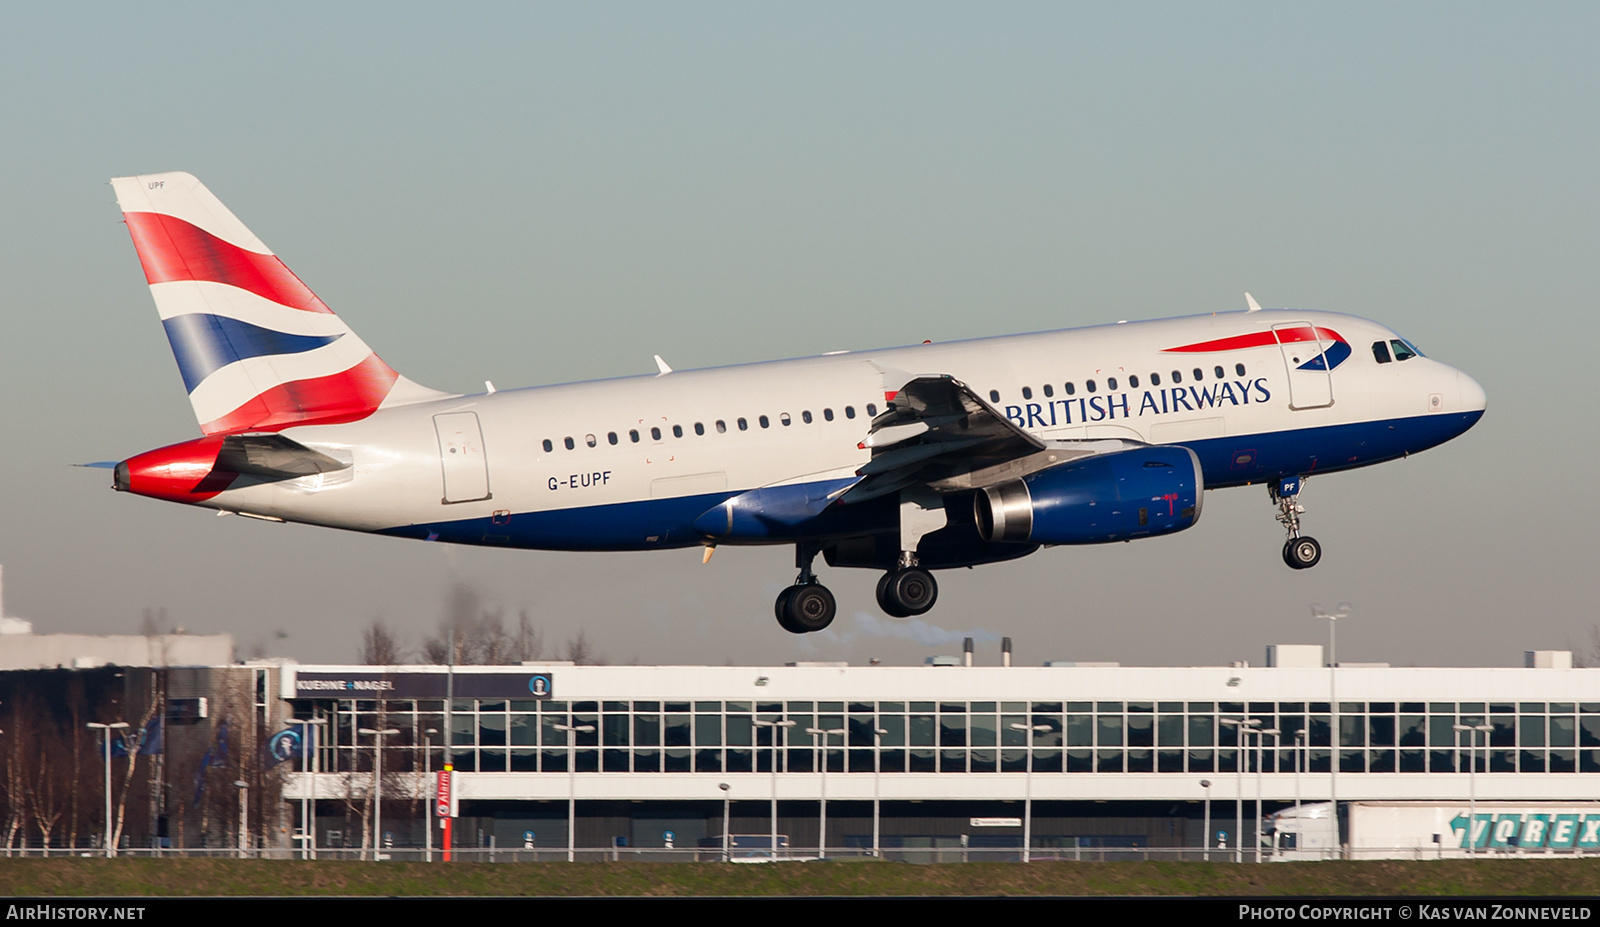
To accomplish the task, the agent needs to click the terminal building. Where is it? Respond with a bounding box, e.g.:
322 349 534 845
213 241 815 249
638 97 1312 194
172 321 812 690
274 644 1600 858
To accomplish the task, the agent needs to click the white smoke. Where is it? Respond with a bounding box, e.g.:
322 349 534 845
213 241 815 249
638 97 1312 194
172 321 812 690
816 611 1002 649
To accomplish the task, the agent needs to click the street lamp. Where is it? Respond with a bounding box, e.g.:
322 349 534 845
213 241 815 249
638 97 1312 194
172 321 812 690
754 718 796 860
285 716 328 860
1200 780 1213 861
423 727 438 862
358 727 400 860
1454 723 1492 854
1313 602 1351 852
1221 717 1261 863
553 721 595 861
1009 723 1050 862
719 782 731 862
805 726 845 859
1253 728 1280 863
85 721 129 857
233 780 249 858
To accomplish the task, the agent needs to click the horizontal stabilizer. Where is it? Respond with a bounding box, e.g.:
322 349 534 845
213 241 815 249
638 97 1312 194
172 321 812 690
216 433 349 480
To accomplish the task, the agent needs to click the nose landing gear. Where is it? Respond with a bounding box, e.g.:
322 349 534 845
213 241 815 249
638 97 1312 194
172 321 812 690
1272 476 1321 570
774 541 837 634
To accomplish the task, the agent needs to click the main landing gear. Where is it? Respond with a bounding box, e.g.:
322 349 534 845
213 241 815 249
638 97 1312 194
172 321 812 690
775 542 837 634
1271 476 1322 570
876 553 938 618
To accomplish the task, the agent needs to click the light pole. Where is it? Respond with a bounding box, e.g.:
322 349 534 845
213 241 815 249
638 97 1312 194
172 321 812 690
719 782 731 862
554 722 595 861
1314 603 1350 855
1454 723 1492 854
1221 717 1261 863
1200 780 1213 861
872 726 890 858
359 727 399 860
423 727 438 862
233 780 249 858
754 718 795 860
286 716 327 860
1010 723 1050 862
86 721 129 857
1254 728 1279 862
806 726 845 859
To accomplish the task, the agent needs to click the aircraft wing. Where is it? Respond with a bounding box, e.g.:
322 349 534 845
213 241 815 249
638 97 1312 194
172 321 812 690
837 376 1052 504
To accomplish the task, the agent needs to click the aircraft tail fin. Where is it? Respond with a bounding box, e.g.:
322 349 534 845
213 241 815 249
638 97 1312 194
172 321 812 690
110 172 449 435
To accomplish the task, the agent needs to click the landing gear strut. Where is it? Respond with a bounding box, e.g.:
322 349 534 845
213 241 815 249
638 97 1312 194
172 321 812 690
876 552 939 618
1271 476 1322 570
775 542 836 634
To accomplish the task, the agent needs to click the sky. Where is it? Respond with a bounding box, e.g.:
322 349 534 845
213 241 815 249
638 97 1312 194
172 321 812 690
0 3 1595 669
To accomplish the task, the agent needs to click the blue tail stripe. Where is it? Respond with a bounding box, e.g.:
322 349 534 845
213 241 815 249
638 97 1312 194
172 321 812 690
162 314 343 392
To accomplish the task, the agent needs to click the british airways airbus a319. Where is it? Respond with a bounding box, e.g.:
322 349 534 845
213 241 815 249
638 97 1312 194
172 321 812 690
104 172 1486 633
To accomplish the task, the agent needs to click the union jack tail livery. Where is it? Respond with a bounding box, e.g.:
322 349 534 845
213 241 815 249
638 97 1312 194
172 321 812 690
110 172 446 435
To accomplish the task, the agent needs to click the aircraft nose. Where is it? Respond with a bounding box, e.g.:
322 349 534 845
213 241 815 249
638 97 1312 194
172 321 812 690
1457 369 1487 413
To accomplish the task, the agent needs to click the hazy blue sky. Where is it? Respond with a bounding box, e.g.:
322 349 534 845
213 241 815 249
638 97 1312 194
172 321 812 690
1 3 1595 668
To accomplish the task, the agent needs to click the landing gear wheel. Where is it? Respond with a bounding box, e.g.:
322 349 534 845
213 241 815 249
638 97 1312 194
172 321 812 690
876 567 938 617
774 586 801 632
1283 536 1322 570
776 583 835 633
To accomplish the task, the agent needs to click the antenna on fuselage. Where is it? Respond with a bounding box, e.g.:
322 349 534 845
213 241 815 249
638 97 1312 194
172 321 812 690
654 355 673 376
1245 292 1263 312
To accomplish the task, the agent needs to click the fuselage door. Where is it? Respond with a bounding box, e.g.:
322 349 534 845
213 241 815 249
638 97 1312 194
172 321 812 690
1271 322 1334 410
433 412 492 503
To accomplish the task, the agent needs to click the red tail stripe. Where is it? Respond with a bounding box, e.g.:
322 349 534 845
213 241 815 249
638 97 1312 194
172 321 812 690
123 212 332 314
199 354 399 435
1162 327 1345 353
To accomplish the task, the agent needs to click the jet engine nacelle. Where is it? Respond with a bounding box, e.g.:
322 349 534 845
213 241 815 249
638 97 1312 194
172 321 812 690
974 446 1204 545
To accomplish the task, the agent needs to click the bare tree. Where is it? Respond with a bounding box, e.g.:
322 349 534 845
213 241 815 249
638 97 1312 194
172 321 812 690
420 585 544 665
564 629 606 666
1571 625 1600 668
360 620 402 665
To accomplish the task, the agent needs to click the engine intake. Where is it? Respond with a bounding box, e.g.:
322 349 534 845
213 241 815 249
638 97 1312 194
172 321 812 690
974 446 1204 545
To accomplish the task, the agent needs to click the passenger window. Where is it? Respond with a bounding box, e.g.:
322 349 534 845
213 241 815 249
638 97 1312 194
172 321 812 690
823 408 834 421
1151 372 1161 386
1235 363 1246 377
1193 368 1204 381
586 434 597 447
780 413 792 426
694 422 705 436
1129 375 1139 388
716 420 727 433
650 427 662 441
1042 384 1053 398
1214 365 1224 379
1107 377 1117 390
564 437 575 450
1021 386 1032 400
989 389 1001 403
1064 382 1076 396
759 415 770 428
845 406 856 419
802 411 813 424
737 418 748 431
867 403 878 416
607 432 618 445
672 425 683 438
542 439 553 453
629 429 640 443
1391 339 1417 361
1172 370 1182 383
1086 379 1097 393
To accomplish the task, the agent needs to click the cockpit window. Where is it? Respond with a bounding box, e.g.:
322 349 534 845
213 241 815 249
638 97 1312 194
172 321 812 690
1390 339 1417 361
1372 341 1392 364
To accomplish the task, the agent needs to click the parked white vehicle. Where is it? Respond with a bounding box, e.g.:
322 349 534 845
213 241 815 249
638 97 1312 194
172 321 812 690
1267 801 1600 861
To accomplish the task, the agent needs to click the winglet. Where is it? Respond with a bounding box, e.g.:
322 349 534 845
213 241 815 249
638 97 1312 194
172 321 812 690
654 355 673 376
1245 292 1263 312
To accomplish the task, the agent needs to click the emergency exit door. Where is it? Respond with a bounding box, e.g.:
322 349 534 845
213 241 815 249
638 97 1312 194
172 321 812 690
433 412 491 503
